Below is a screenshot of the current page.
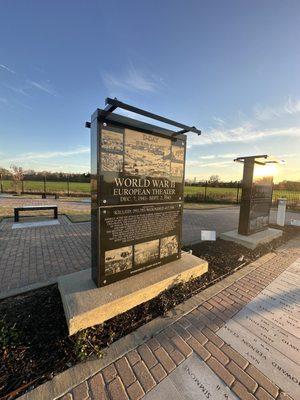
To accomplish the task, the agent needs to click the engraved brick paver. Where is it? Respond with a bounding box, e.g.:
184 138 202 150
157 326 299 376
153 346 176 373
232 380 256 400
102 363 118 383
72 381 89 400
126 350 141 366
127 380 145 400
150 363 167 383
255 386 275 400
115 357 136 387
137 344 158 369
132 360 156 393
227 361 258 393
88 372 108 399
206 356 235 387
107 377 129 400
246 365 279 398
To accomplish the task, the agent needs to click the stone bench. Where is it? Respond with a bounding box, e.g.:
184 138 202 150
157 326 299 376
14 205 58 222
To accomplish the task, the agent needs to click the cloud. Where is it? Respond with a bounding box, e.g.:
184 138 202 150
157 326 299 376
186 159 233 168
188 122 300 147
2 147 89 164
254 97 300 121
102 64 162 94
0 64 16 74
27 80 56 96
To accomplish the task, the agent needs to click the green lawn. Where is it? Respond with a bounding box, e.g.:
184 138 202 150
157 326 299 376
2 180 90 193
1 180 299 204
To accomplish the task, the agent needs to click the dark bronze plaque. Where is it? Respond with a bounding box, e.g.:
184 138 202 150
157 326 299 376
238 158 273 235
91 110 186 287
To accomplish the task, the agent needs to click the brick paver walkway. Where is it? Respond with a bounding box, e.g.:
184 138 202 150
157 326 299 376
55 238 300 400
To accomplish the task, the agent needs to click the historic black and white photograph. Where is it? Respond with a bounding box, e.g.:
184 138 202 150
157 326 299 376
101 151 123 172
124 129 171 177
134 239 160 266
171 161 184 178
172 145 184 163
160 235 179 258
101 129 124 152
104 245 133 276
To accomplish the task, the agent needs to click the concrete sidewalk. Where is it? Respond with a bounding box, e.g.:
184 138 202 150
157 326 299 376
20 235 300 400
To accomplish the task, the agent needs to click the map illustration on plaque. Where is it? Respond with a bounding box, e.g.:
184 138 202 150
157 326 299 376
134 239 160 266
171 162 184 178
160 235 179 258
124 129 171 178
104 245 133 276
101 129 124 152
101 152 123 172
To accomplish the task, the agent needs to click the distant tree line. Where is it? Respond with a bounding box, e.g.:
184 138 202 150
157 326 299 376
0 167 90 182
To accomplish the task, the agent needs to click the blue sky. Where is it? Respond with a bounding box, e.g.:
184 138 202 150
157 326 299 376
0 0 299 181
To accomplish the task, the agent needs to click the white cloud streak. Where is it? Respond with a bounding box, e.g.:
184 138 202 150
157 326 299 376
2 147 89 164
102 65 162 94
254 97 300 121
0 64 16 74
188 123 300 147
27 80 56 96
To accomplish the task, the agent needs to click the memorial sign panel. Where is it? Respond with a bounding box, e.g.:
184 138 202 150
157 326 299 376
237 156 274 235
91 109 186 286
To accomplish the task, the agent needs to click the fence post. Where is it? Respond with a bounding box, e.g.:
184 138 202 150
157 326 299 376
43 176 47 197
0 173 2 193
204 181 207 202
22 180 24 194
236 182 240 204
67 176 70 197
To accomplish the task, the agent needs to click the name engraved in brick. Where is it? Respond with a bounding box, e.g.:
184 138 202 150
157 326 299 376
144 354 238 400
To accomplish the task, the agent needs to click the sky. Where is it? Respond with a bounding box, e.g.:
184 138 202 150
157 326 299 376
0 0 299 182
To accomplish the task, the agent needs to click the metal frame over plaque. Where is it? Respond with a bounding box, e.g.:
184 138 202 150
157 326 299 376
88 99 201 287
236 155 276 235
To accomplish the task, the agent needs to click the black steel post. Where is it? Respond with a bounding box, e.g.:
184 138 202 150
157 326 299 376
236 182 240 204
43 176 46 198
67 176 70 197
22 180 24 194
204 181 207 201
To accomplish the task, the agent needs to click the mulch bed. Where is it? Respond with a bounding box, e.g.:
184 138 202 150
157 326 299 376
1 225 299 399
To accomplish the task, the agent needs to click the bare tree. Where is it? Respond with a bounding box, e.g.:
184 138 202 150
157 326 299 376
10 165 24 195
208 175 220 186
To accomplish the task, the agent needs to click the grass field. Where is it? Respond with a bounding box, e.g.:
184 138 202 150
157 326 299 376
1 180 90 193
1 180 299 205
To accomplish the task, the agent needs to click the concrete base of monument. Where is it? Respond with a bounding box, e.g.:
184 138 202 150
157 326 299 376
220 227 283 250
58 252 208 336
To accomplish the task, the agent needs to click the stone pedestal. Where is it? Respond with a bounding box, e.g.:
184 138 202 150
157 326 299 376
58 252 208 335
220 228 283 250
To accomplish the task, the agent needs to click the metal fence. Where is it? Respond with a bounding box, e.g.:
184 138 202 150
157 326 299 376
1 178 299 209
184 182 300 210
